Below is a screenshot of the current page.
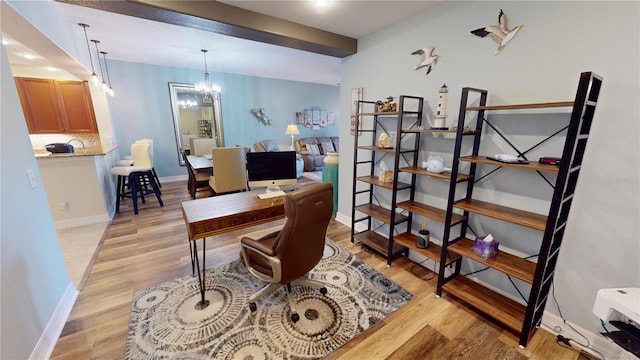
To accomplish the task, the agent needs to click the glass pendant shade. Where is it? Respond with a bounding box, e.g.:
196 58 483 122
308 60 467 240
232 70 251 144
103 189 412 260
90 73 100 86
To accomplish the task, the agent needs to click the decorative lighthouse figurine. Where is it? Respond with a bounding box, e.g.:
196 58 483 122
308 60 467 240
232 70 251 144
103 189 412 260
431 83 449 130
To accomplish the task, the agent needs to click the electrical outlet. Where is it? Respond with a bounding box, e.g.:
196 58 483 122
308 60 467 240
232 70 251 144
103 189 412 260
60 202 69 210
26 169 38 189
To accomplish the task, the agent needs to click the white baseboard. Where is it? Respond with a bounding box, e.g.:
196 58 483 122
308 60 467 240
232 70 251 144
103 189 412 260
159 174 187 183
335 211 350 226
335 211 369 233
54 214 110 230
29 283 78 360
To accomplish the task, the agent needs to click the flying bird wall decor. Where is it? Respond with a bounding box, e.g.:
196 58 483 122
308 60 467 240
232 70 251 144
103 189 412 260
251 108 271 126
411 47 441 75
471 9 523 54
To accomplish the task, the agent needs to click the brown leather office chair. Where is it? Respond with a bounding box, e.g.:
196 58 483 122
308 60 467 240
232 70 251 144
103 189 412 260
240 182 333 322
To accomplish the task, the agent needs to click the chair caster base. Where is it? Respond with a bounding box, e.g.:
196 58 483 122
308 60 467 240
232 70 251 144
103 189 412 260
194 300 210 310
249 302 257 312
291 313 300 323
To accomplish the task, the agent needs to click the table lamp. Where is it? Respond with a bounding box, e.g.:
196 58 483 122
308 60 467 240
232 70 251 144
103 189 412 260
285 123 300 150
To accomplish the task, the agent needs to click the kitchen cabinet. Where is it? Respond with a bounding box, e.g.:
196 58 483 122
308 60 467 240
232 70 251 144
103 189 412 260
14 77 98 134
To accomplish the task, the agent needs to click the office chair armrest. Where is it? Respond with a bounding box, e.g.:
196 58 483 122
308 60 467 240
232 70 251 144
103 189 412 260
240 235 277 256
240 239 282 283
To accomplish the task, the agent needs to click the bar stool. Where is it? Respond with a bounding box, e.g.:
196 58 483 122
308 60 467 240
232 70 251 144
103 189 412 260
109 142 163 215
115 139 161 188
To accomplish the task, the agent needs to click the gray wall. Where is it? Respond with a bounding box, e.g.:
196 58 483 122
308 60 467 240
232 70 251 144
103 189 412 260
106 60 339 177
1 46 71 360
338 0 639 336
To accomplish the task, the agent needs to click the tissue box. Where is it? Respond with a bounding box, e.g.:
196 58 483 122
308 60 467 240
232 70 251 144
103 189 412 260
378 170 393 183
473 236 499 259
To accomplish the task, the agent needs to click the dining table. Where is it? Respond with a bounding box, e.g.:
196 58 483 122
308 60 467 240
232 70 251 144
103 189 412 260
187 154 213 171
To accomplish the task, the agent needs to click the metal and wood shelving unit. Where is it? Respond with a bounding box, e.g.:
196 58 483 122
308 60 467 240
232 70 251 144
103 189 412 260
350 95 423 264
392 127 479 267
436 71 603 348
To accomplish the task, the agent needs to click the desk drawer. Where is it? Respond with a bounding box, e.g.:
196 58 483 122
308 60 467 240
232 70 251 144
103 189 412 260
191 206 284 237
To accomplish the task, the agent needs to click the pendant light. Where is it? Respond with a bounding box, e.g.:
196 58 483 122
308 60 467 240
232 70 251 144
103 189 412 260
78 23 100 86
100 51 115 97
91 40 108 92
198 49 213 104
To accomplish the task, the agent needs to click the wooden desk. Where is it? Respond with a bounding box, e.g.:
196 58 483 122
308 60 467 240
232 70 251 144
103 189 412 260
181 189 286 309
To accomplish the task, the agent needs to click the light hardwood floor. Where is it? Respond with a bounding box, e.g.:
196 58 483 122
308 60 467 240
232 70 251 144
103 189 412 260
51 180 589 359
57 221 109 289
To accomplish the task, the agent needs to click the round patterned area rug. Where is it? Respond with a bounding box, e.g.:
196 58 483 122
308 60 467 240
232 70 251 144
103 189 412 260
125 239 413 359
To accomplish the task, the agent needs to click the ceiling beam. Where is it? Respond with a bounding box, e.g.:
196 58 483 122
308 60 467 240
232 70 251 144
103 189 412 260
56 0 357 58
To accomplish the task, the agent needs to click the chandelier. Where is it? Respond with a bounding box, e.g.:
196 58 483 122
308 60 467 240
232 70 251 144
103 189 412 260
195 49 213 104
178 94 198 111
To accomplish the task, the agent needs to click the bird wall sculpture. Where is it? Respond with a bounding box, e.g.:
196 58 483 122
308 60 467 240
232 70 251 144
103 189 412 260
411 46 441 75
251 108 271 126
471 9 523 55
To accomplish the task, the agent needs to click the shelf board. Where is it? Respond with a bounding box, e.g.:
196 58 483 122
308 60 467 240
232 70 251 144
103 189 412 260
354 230 406 258
357 110 420 116
453 199 547 231
357 145 411 154
358 111 398 116
356 176 410 190
396 200 466 225
393 232 443 262
399 166 472 182
447 238 536 284
442 276 526 333
354 203 408 225
459 156 560 173
466 101 573 111
402 129 480 135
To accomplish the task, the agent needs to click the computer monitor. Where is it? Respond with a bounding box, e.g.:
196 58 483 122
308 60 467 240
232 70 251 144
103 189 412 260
246 151 297 194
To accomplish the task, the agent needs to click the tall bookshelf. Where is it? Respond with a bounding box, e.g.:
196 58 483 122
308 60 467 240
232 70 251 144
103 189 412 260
350 95 423 264
436 71 603 347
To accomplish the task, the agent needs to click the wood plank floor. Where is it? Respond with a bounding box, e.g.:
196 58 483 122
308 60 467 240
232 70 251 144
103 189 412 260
51 180 587 359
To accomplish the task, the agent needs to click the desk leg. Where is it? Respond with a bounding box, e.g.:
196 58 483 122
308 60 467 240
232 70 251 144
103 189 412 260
189 240 195 276
193 237 209 310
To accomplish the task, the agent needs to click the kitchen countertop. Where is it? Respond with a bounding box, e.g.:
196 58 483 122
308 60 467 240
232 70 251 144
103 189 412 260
35 143 120 159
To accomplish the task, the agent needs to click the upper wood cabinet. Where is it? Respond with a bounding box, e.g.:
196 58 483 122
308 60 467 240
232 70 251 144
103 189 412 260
14 77 98 134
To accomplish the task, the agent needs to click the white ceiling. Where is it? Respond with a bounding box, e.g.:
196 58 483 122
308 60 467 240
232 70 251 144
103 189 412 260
3 1 444 85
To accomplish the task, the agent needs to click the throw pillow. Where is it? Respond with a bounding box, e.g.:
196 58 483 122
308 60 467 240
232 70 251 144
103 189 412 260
321 142 335 154
306 144 320 155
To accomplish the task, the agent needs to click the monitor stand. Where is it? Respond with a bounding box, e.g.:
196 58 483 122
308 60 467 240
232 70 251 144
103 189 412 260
257 186 286 199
